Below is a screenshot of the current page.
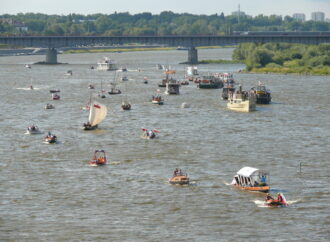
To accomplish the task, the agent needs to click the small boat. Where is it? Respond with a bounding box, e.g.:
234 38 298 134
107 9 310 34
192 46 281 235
65 70 72 76
197 75 223 89
165 79 180 95
264 193 288 207
180 80 189 85
44 132 57 144
26 125 41 134
253 82 271 104
52 93 60 100
141 128 159 139
88 150 107 166
169 168 190 185
121 100 131 110
231 166 270 193
221 73 236 100
186 66 198 76
159 70 176 87
181 102 190 108
151 94 164 105
83 101 107 130
119 66 128 72
121 76 128 81
49 89 60 93
97 57 117 71
45 103 55 109
227 86 256 112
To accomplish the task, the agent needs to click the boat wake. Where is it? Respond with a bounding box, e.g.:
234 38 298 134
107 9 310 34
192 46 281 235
16 87 41 90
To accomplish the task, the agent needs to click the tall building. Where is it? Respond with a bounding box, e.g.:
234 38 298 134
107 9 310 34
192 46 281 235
311 12 325 22
293 13 305 22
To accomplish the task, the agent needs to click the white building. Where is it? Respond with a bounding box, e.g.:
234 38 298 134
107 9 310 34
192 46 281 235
311 12 325 22
293 13 305 22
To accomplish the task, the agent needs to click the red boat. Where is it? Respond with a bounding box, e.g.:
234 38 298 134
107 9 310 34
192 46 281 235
265 193 288 207
89 150 107 166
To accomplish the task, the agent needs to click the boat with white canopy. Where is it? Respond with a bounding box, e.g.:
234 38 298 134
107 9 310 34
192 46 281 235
231 166 270 193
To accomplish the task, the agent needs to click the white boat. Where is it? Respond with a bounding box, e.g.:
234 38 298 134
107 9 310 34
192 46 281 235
26 125 41 134
165 79 180 95
97 57 117 71
83 101 107 130
227 86 256 112
231 166 270 193
187 66 198 76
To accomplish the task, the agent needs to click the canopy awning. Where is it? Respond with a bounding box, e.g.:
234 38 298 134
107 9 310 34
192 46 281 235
237 166 261 177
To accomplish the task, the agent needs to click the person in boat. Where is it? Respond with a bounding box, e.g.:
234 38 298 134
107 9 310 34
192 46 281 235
173 168 179 177
276 193 284 203
265 193 273 201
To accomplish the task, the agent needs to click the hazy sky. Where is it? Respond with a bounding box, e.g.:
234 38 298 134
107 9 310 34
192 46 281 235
1 0 330 19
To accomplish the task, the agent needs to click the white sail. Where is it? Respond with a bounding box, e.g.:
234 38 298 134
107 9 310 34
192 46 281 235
88 101 107 126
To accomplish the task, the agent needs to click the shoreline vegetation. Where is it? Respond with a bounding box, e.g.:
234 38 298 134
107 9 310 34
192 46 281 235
233 43 330 75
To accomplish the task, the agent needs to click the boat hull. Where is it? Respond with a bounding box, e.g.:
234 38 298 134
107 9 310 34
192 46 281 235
227 100 256 112
233 184 270 193
83 124 98 130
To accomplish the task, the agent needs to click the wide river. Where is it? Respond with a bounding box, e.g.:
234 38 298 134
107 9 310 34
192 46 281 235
0 48 329 241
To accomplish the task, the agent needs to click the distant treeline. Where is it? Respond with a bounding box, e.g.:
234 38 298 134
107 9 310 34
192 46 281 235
233 43 330 75
1 11 330 36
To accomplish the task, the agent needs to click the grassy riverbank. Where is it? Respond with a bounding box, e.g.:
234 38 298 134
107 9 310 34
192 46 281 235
233 43 330 75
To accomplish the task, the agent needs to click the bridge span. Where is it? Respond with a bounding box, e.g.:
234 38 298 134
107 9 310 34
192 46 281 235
0 35 329 64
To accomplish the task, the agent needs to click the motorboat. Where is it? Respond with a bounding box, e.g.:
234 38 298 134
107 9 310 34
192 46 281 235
121 76 128 81
83 101 107 130
165 79 180 95
89 150 107 166
231 166 270 193
180 80 189 85
264 193 288 207
221 73 236 100
65 70 72 76
253 82 272 104
44 132 57 144
181 102 190 108
158 69 176 87
141 129 159 139
169 169 190 185
227 86 256 112
26 125 41 134
197 75 223 89
45 103 55 109
121 100 131 110
151 94 164 105
97 57 117 71
186 66 198 76
52 93 60 100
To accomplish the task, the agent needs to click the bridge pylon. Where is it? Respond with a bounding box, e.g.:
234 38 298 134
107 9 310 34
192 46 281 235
45 48 58 64
187 47 198 64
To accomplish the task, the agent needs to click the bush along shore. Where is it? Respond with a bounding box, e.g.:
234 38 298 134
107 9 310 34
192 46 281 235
233 43 330 75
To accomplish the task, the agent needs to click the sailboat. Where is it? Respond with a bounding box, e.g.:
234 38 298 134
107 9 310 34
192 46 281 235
83 101 107 130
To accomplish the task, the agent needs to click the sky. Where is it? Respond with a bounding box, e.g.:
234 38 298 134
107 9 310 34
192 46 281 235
1 0 330 19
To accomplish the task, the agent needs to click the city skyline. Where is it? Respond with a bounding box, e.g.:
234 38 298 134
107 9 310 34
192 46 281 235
1 0 330 20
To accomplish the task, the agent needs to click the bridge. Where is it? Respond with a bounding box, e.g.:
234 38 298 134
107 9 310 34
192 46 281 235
0 34 329 64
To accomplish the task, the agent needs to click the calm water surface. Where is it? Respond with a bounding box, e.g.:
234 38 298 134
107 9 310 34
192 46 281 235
0 48 329 241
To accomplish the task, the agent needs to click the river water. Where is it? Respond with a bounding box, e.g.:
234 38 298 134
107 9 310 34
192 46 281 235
0 48 329 241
